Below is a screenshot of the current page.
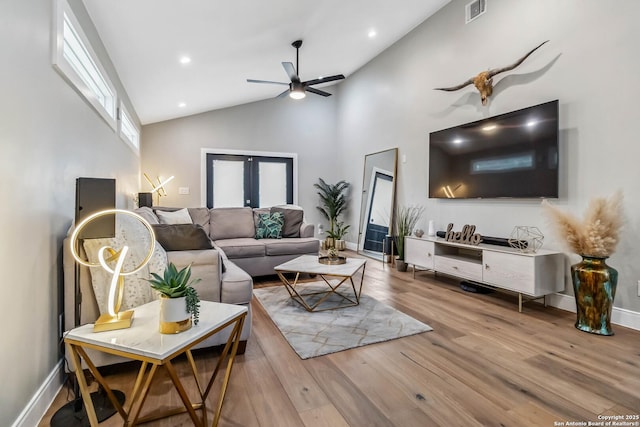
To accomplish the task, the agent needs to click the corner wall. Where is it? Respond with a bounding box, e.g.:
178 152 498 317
1 1 140 425
141 93 340 231
336 0 640 313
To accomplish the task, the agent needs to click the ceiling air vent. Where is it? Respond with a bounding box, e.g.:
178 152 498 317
465 0 486 24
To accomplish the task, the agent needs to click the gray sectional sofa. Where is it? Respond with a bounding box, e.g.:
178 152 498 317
63 204 318 369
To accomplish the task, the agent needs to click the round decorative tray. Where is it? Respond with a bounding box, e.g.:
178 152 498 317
318 256 347 265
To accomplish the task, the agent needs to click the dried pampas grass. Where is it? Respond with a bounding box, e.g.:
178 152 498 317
542 191 624 258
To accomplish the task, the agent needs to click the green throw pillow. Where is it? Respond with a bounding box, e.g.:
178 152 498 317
255 212 284 239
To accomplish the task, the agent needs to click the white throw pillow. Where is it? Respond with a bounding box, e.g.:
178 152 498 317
156 208 193 225
83 214 167 315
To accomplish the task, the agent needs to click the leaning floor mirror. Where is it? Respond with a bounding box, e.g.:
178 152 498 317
357 148 398 261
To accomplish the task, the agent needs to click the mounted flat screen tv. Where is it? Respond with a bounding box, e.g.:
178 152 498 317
429 100 559 199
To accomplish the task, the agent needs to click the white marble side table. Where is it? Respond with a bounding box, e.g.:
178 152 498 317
64 300 247 427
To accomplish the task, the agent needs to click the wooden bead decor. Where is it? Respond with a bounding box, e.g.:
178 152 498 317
444 223 482 245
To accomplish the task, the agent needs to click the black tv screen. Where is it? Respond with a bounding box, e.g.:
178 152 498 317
429 100 559 199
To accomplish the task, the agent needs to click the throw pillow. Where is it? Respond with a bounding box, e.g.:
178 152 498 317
255 212 284 239
152 224 214 251
156 208 193 225
83 214 166 315
134 206 160 224
271 206 304 238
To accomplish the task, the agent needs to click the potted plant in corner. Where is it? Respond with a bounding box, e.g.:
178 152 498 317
394 205 425 272
314 178 350 249
147 262 201 334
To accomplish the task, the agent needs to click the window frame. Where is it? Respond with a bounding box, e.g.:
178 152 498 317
118 102 140 153
201 148 298 208
51 0 118 130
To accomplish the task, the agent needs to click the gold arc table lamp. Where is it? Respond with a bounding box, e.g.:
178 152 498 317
69 209 156 332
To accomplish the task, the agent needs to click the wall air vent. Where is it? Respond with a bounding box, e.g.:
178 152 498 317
465 0 486 24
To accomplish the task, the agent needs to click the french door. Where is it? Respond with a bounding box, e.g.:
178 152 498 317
205 153 294 208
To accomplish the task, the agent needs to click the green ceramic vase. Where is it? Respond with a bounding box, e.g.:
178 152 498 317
571 256 618 336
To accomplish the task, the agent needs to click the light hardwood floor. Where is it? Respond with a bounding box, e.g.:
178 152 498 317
40 251 640 426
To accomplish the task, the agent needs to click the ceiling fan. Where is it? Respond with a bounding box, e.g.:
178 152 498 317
247 40 345 99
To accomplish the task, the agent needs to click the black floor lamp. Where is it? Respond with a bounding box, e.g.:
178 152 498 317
51 178 125 427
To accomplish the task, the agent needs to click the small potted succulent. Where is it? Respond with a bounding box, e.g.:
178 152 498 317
147 263 201 334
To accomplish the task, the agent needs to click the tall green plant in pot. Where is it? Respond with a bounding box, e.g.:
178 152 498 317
147 263 201 334
314 178 350 248
394 205 425 272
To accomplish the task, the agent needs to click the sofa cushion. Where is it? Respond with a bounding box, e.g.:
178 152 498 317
187 208 211 235
82 214 166 315
264 237 320 256
255 212 284 239
210 207 255 240
156 208 193 224
152 224 213 251
271 206 304 238
215 238 266 258
134 206 159 225
220 260 253 305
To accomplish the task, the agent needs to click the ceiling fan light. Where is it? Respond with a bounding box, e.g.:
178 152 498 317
289 88 306 100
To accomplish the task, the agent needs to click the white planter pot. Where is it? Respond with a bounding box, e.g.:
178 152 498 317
159 296 192 334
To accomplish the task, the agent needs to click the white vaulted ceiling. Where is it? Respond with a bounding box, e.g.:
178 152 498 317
83 0 450 124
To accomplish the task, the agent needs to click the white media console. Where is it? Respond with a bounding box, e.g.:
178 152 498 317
405 236 565 312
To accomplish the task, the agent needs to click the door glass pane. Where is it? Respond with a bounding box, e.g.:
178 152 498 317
212 160 244 207
369 176 393 227
259 162 287 207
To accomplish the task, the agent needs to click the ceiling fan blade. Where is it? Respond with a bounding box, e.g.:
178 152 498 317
305 87 332 97
303 74 345 86
247 79 289 86
281 62 299 82
276 89 291 98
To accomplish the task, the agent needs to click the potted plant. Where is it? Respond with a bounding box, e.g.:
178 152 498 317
147 262 201 334
327 221 350 251
394 205 425 272
314 178 350 249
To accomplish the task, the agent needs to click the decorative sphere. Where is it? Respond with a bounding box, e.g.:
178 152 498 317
414 229 424 238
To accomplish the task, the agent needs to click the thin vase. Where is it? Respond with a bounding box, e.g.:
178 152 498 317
571 255 618 336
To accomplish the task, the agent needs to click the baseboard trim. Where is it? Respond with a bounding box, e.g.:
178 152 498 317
12 360 64 427
547 293 640 332
345 241 358 251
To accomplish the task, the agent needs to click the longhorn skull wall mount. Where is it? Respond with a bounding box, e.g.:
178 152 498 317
434 40 549 105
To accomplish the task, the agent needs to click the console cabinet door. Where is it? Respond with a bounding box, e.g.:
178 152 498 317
482 251 535 295
405 237 435 270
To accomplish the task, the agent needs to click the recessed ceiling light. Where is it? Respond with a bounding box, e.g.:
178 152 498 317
482 124 497 131
368 29 377 38
179 56 191 65
526 120 537 127
178 102 186 108
453 138 463 144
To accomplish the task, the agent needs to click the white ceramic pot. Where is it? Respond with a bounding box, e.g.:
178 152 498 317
159 296 192 334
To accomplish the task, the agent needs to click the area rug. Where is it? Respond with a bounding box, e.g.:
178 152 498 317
254 284 432 359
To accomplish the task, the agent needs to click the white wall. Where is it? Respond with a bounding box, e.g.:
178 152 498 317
336 0 640 312
0 1 140 425
141 93 340 233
